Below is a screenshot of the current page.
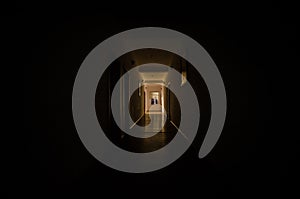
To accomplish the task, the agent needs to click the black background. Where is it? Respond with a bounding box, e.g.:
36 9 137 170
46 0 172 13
8 3 297 198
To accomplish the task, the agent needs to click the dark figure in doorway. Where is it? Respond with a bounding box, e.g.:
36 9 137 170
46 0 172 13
151 98 158 105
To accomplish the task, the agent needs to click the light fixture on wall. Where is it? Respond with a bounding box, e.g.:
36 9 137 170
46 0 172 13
181 60 187 86
138 80 144 96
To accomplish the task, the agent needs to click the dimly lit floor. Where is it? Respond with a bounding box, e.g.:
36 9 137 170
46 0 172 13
116 113 180 153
